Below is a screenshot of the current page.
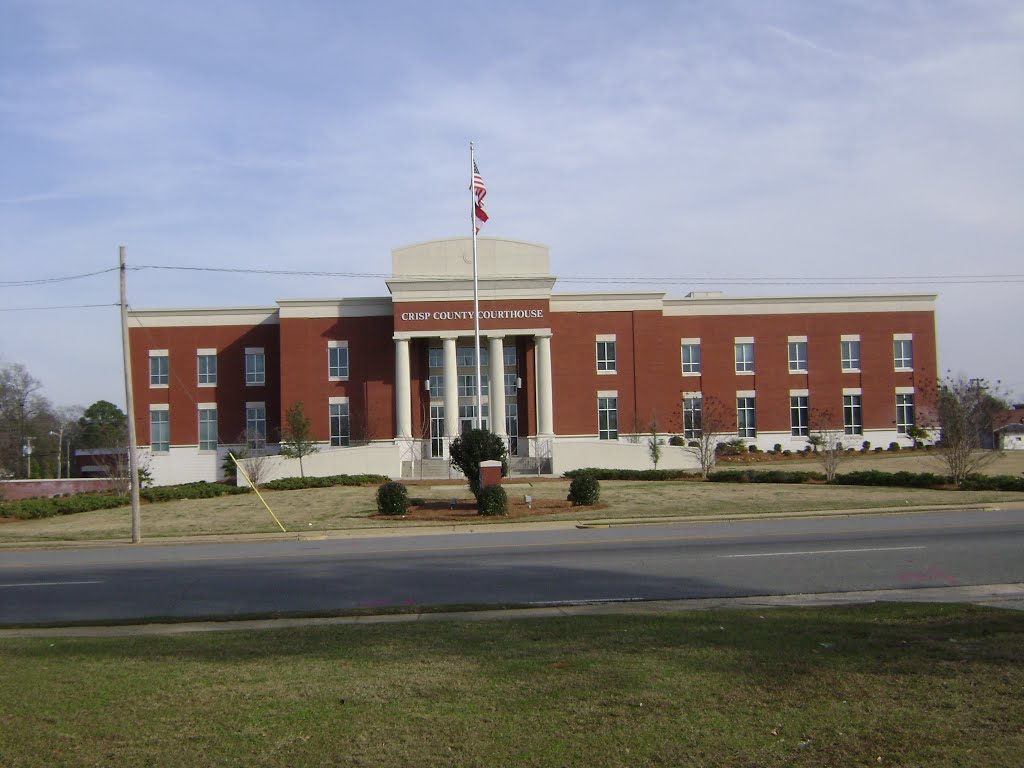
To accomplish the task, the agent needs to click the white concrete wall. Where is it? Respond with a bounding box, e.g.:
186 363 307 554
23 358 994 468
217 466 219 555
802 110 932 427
551 439 700 475
144 447 224 486
236 443 401 486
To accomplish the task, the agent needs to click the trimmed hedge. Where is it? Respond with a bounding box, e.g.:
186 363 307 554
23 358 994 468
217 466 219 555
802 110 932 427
563 468 697 481
477 485 508 516
568 474 601 506
563 467 1024 493
141 482 249 503
376 481 408 515
261 474 389 491
0 493 128 520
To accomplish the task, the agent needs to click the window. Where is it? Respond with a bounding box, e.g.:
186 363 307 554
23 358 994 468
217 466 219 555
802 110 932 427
841 338 861 372
504 372 518 397
245 348 265 386
457 346 487 368
328 341 349 380
245 403 266 448
198 407 217 451
736 396 756 437
790 395 809 437
428 347 443 369
459 404 488 433
735 340 755 373
896 393 915 434
843 394 863 435
197 352 217 386
150 408 169 452
681 340 701 375
596 338 616 373
598 396 618 440
457 375 476 397
683 395 702 439
330 402 350 447
149 351 168 387
893 337 913 370
428 374 443 398
788 340 808 373
503 345 517 368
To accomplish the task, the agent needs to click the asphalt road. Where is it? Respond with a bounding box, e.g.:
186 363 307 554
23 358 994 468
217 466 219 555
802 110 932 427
1 507 1022 626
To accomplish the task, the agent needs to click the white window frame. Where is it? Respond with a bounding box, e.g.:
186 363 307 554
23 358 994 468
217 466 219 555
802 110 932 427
457 374 476 398
329 397 350 447
503 345 517 368
150 404 169 453
683 392 702 439
197 349 217 387
734 338 755 374
245 347 266 386
456 346 487 368
428 347 443 369
788 336 808 373
896 392 915 434
245 401 267 448
841 335 861 373
736 394 756 437
843 393 863 436
790 392 809 437
428 374 444 398
328 341 349 381
149 350 169 388
681 338 701 376
596 335 617 374
598 391 618 440
198 405 217 452
893 334 913 371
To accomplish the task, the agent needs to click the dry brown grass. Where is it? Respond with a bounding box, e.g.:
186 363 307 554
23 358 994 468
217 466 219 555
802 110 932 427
2 470 1022 544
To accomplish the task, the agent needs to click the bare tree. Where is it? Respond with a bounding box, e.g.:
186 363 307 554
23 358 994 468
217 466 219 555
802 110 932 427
809 408 846 481
935 375 1007 485
0 363 53 478
686 395 731 479
228 429 271 488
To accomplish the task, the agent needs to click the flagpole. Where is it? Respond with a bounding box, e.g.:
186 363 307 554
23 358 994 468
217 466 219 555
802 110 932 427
470 142 483 430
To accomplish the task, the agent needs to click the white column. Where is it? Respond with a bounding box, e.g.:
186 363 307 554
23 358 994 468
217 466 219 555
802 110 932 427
442 335 459 440
488 335 506 439
394 337 412 440
535 332 554 436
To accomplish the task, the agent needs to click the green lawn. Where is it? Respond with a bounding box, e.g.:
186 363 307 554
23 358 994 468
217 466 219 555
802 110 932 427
2 604 1022 766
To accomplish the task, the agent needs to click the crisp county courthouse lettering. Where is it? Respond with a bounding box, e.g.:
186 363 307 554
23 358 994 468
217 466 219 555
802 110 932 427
400 309 545 321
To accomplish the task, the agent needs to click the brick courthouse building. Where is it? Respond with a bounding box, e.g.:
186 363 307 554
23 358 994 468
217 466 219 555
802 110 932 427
128 238 937 485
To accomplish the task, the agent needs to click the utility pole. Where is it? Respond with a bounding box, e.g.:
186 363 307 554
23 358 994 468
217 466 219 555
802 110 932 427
119 245 142 543
49 426 64 479
23 437 34 478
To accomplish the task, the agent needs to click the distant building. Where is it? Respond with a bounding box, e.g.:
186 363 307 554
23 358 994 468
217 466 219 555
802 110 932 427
994 407 1024 451
127 238 938 485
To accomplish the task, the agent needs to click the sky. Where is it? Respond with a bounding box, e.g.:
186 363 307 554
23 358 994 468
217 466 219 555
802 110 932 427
2 0 1022 411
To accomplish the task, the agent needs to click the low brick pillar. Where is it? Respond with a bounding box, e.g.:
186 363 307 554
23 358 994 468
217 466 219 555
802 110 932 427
479 460 503 490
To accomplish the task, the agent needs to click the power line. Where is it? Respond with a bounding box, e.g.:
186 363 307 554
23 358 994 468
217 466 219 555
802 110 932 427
0 303 118 312
0 266 119 288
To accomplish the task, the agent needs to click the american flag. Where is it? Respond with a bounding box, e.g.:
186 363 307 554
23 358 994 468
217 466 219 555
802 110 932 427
472 160 488 233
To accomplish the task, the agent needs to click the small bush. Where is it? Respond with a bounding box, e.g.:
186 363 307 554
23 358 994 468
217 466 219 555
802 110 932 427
716 438 746 456
668 435 685 447
563 468 698 481
688 440 699 448
773 444 783 454
748 444 760 454
477 485 508 516
141 481 248 503
862 441 871 452
888 442 901 452
376 481 408 515
782 450 792 456
874 447 884 453
568 474 601 505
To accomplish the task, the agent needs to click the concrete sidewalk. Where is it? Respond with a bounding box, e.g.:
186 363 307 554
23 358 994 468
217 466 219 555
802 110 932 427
3 583 1022 639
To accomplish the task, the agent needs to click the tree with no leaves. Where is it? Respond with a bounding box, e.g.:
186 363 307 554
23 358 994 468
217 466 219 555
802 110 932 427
935 375 1007 485
279 401 318 478
685 395 731 479
809 408 846 481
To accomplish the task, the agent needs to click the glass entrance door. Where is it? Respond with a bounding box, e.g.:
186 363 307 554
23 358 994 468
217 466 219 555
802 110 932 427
430 405 445 458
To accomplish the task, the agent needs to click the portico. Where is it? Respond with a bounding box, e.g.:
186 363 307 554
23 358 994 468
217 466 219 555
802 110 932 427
387 237 557 458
